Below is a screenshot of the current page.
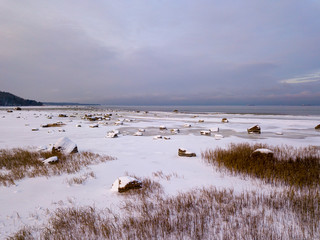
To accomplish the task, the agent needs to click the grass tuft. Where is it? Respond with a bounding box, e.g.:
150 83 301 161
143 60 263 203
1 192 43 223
202 143 320 188
0 148 115 186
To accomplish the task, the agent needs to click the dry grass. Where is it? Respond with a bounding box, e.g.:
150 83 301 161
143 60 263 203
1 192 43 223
202 143 320 188
66 171 96 186
9 184 320 240
0 148 115 186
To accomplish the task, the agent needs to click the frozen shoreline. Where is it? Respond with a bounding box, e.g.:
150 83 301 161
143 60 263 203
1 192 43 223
0 107 319 237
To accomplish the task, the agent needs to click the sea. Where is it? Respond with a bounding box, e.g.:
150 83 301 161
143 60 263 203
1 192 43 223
98 105 320 116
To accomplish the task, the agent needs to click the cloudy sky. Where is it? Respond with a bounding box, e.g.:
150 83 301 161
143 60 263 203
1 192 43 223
1 0 320 105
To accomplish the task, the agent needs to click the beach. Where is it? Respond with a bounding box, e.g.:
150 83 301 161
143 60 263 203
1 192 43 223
0 106 319 238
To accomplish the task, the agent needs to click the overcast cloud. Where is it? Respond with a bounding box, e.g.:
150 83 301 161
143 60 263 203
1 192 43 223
1 0 320 105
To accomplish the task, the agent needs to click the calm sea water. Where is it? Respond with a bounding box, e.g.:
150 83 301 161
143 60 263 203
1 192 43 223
98 105 320 116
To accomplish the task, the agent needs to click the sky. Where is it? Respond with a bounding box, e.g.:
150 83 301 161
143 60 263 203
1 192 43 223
1 0 320 105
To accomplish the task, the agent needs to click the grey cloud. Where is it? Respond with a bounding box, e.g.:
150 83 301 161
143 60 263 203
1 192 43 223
0 0 320 105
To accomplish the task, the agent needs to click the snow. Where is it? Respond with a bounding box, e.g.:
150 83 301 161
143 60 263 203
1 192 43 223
253 148 274 154
0 107 319 237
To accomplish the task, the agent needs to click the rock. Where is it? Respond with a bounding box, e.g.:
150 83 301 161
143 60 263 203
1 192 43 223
7 110 13 113
214 134 224 140
106 131 118 138
200 130 211 136
198 119 204 123
138 128 145 132
247 125 261 134
42 156 59 164
58 129 65 132
133 131 143 136
210 127 219 132
14 107 22 111
159 126 167 130
52 137 78 154
221 118 229 123
153 135 163 140
315 124 320 130
171 129 180 134
178 148 196 157
164 136 171 140
58 114 68 117
111 176 142 193
32 128 39 131
76 124 82 127
275 132 283 135
89 124 99 128
41 122 65 128
184 123 191 128
252 148 274 158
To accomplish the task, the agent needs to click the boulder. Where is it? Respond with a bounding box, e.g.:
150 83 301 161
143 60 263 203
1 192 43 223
210 127 219 132
133 131 143 136
52 137 78 154
159 125 167 130
106 131 118 138
153 135 163 140
42 156 59 164
315 124 320 130
200 130 211 136
252 148 274 158
41 122 65 128
178 148 196 157
111 176 142 193
247 125 261 134
171 129 180 134
221 118 229 123
214 134 224 140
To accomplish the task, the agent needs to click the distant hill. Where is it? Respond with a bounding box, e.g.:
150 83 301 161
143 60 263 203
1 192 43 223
0 91 43 106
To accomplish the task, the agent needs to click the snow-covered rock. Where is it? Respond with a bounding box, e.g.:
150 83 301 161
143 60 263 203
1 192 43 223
42 156 59 164
52 137 78 154
171 129 180 134
89 124 99 128
133 131 143 136
214 134 224 140
315 124 320 130
153 135 163 140
111 176 142 193
200 130 211 136
247 125 261 134
106 131 118 138
138 128 145 132
159 125 167 130
178 148 196 157
252 148 274 158
184 123 191 128
221 118 229 123
210 127 219 132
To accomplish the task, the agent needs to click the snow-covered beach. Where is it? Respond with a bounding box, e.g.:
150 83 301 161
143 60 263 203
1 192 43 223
0 106 319 238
